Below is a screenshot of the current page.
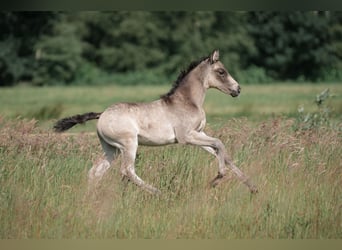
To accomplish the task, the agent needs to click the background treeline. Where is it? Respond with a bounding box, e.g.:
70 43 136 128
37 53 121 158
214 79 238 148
0 11 341 86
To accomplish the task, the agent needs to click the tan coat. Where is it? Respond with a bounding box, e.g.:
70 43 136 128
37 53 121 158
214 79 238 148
55 50 257 195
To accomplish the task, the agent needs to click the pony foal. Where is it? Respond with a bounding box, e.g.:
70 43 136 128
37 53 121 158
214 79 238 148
54 50 258 195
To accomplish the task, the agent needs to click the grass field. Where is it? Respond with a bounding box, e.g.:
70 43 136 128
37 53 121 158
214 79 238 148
0 83 341 238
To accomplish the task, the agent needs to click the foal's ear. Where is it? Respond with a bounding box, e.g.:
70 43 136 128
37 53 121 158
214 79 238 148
209 50 220 64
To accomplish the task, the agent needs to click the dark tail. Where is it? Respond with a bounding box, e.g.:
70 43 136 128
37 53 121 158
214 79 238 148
53 112 102 132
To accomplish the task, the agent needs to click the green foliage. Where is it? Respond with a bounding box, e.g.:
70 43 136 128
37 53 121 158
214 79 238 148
247 12 342 81
0 36 26 84
82 12 168 73
33 14 86 86
0 12 55 85
236 65 273 84
318 65 342 82
294 89 335 131
81 11 252 81
0 12 341 86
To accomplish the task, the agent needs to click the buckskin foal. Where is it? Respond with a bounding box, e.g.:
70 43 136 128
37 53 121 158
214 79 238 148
54 50 258 195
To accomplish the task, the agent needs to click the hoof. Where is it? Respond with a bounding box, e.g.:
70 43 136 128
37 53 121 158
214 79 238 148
146 187 161 196
210 173 230 187
250 186 258 194
121 175 131 183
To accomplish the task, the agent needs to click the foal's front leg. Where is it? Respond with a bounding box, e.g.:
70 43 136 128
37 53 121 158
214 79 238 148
202 145 257 192
223 154 258 193
185 131 257 193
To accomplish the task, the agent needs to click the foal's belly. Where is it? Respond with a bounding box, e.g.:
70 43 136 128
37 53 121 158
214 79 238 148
138 135 176 146
137 124 177 146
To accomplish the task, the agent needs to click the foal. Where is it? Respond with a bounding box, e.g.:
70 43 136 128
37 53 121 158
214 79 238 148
54 50 258 194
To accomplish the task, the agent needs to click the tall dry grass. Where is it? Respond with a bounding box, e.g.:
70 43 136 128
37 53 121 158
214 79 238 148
0 116 341 238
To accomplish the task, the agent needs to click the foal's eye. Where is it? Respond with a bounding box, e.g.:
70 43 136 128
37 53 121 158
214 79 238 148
217 69 226 76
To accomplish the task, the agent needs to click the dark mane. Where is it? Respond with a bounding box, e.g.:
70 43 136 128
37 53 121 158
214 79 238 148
161 55 209 101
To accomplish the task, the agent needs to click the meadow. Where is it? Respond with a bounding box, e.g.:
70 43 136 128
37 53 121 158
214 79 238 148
0 83 341 238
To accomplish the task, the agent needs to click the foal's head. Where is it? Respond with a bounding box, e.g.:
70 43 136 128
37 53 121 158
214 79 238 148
205 50 241 97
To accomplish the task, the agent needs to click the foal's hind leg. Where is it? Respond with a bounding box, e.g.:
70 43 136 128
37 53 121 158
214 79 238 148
88 137 119 182
121 138 161 195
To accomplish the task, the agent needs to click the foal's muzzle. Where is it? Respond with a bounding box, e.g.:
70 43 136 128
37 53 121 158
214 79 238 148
230 85 241 97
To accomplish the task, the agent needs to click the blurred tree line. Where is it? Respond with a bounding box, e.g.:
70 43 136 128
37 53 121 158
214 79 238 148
0 11 341 86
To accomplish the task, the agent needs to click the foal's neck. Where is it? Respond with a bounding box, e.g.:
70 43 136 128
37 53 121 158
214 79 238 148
176 69 208 109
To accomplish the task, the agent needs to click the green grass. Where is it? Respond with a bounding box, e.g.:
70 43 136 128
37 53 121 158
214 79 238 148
0 83 341 238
